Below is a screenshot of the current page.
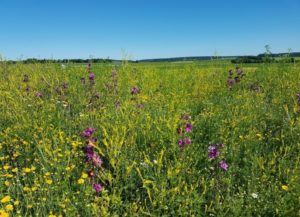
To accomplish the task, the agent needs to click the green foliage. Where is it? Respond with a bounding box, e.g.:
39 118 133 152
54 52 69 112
0 60 299 216
231 56 263 64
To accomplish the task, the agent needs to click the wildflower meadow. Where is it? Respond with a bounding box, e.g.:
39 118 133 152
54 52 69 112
0 60 299 216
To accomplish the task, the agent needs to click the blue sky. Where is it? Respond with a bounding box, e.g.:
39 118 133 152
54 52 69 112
0 0 300 60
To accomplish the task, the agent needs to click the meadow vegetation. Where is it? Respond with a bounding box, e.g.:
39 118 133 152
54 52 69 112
0 59 299 216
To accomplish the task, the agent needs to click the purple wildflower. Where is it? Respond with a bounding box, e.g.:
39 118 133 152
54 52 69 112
181 113 191 120
178 140 184 148
228 69 233 76
85 143 102 167
35 92 43 98
227 78 235 88
89 73 95 81
179 137 192 148
85 144 94 158
183 137 191 145
80 127 94 138
219 159 229 171
90 138 97 143
208 145 219 159
185 123 192 133
131 86 140 95
89 73 95 85
92 153 103 167
93 183 103 193
208 143 224 159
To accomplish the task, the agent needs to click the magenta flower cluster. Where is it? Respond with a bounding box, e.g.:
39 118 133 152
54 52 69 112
89 73 95 83
130 86 144 109
208 143 224 159
177 113 193 148
80 127 94 138
80 127 103 193
93 183 103 193
80 63 95 86
227 67 245 89
208 143 229 171
219 159 229 171
131 86 140 95
85 142 103 167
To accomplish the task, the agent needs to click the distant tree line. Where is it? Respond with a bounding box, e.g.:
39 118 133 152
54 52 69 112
5 58 114 64
137 56 212 63
3 52 300 64
232 52 300 64
231 56 264 64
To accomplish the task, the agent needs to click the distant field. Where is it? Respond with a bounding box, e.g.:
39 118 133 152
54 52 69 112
0 60 299 216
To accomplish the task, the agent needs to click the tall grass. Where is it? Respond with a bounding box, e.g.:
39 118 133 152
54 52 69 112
0 60 299 216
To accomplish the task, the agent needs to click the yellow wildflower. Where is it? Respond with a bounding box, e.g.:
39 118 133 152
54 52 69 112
5 204 13 212
71 142 78 149
4 181 10 187
282 185 288 191
13 152 20 158
59 204 66 208
23 187 31 192
46 179 53 185
81 172 88 179
31 187 37 192
14 200 20 206
12 168 18 173
3 165 10 170
23 168 31 173
0 209 9 217
1 196 10 203
77 178 84 184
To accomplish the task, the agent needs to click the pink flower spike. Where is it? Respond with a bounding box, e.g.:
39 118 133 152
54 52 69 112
219 159 229 171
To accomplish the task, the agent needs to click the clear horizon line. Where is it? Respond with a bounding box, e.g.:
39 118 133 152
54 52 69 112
3 50 299 62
